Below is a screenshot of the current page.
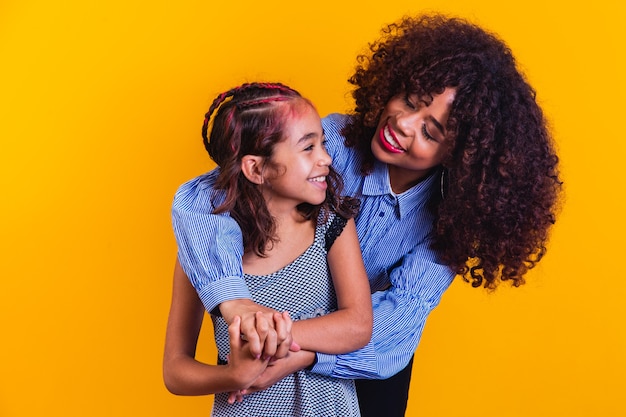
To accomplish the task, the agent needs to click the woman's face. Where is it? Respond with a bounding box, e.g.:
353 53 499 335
371 87 455 193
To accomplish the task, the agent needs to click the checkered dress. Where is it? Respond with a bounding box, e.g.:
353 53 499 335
210 211 360 417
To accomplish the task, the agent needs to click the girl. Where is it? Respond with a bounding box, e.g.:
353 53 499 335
171 14 563 417
164 83 372 416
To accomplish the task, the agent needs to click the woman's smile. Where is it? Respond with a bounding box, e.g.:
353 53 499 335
379 124 405 153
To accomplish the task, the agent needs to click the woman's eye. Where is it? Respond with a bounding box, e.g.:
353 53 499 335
403 94 416 109
422 124 436 141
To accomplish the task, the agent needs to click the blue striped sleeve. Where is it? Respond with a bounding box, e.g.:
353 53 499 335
322 114 348 167
171 171 251 313
311 242 455 379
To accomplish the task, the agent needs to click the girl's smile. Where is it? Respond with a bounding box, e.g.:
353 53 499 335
307 175 328 189
262 103 331 212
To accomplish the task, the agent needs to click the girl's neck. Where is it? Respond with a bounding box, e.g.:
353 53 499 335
242 206 316 276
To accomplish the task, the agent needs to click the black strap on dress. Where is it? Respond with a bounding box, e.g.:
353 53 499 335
324 214 348 251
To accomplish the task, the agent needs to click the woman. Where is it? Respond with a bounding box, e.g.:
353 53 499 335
168 14 562 416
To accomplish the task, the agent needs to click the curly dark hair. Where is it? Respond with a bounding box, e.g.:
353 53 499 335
344 15 562 288
203 83 358 257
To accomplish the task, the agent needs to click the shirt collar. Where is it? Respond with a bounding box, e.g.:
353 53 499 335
362 160 439 219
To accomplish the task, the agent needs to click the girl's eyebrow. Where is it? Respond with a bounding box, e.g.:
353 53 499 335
297 132 320 144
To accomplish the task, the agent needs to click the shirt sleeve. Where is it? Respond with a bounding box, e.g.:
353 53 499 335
171 171 251 313
311 242 455 379
322 113 349 164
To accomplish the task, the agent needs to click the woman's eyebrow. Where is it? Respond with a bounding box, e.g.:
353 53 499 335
428 115 445 134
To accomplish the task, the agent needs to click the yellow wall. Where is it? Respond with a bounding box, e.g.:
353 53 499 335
1 1 624 416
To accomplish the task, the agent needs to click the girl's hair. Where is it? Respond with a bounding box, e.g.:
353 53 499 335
344 15 563 288
203 82 358 257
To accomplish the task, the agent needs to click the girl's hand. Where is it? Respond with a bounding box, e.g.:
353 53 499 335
272 311 300 359
226 349 315 403
226 316 269 389
252 349 315 391
226 312 300 404
220 300 294 360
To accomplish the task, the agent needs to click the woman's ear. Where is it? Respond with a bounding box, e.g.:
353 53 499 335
240 155 265 185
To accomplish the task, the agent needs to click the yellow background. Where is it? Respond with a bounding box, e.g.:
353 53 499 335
1 0 624 416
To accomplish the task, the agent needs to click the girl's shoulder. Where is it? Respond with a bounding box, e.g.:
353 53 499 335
315 209 349 251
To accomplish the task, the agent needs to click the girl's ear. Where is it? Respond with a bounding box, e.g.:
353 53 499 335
240 155 265 185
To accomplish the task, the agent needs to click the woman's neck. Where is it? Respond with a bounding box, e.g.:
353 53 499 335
388 165 433 194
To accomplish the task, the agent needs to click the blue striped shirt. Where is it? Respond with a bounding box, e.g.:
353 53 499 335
172 113 455 379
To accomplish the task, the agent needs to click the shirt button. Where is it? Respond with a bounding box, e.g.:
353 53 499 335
379 212 385 217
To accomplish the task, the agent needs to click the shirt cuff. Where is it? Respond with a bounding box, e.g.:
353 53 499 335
311 352 336 376
197 275 252 314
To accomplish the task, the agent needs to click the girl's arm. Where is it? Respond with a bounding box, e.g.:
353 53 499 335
291 218 373 354
173 175 292 360
163 259 269 395
230 349 316 401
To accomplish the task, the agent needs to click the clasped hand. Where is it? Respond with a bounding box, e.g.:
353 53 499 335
220 299 299 360
222 302 303 404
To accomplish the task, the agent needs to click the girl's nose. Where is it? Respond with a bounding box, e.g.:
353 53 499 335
318 149 332 167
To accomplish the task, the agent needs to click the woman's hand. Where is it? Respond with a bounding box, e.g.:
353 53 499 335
220 300 297 360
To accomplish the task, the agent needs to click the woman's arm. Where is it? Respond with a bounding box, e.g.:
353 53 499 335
291 218 373 354
312 242 455 379
163 259 269 395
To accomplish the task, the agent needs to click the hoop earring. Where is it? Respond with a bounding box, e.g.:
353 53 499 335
440 168 447 199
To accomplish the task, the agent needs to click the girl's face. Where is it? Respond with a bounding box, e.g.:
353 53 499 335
371 87 456 193
262 102 331 212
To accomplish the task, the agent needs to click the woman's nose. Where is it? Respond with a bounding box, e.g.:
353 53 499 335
395 110 420 137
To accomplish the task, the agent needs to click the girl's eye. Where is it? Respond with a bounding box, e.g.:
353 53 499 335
422 124 436 141
304 144 314 151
